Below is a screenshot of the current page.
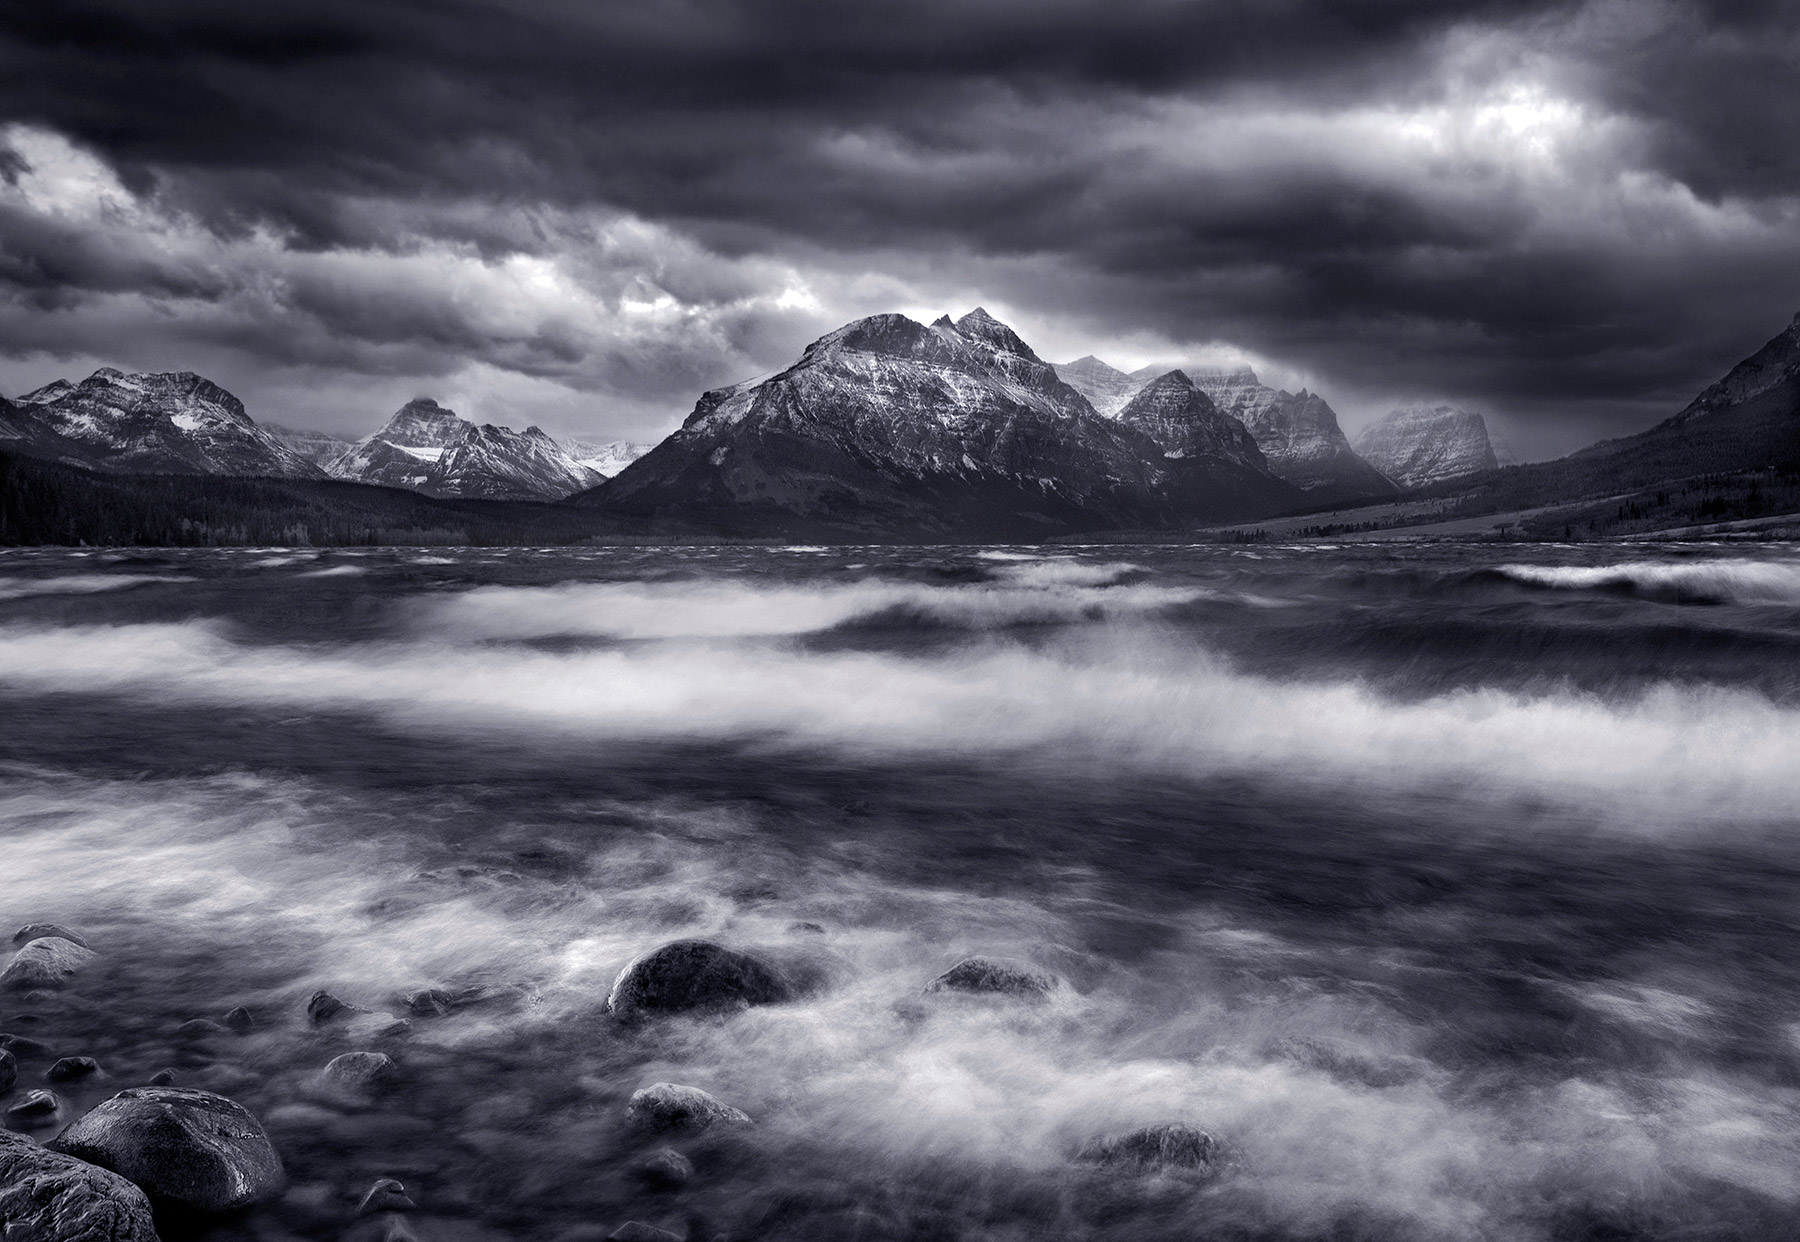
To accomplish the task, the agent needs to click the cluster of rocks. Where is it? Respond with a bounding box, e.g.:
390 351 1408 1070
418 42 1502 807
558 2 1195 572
0 923 1222 1242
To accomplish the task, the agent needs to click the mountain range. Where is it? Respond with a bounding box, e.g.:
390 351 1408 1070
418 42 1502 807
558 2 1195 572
582 309 1302 536
4 306 1799 543
1053 356 1400 505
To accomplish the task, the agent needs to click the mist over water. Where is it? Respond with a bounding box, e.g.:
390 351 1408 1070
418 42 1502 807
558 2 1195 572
4 543 1800 1241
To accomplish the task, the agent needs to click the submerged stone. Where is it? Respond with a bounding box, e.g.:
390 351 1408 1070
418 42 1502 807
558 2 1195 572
314 1052 399 1103
607 940 792 1019
358 1177 416 1215
223 1006 255 1034
1078 1122 1219 1173
922 956 1060 997
1 939 97 990
12 925 92 951
8 1090 61 1124
49 1086 285 1213
626 1083 752 1134
633 1146 693 1189
0 1128 157 1242
46 1057 100 1082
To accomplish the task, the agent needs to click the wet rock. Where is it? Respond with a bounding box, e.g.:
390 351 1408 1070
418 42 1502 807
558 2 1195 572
1 1033 52 1057
400 984 515 1017
607 940 792 1019
358 1177 416 1215
633 1146 693 1189
308 990 354 1023
0 1047 14 1093
223 1006 255 1034
12 925 92 951
7 1090 61 1124
49 1086 285 1213
148 1069 177 1087
0 1128 157 1242
788 922 826 934
1 939 97 991
626 1083 752 1135
1078 1122 1219 1173
176 1018 229 1040
922 956 1060 998
313 1052 398 1103
46 1057 100 1083
607 1223 681 1242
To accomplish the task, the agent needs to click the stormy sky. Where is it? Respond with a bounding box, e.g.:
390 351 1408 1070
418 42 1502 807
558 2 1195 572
0 0 1795 456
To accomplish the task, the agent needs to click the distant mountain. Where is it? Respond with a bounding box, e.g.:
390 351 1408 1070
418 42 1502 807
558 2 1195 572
266 424 354 469
1352 404 1499 488
581 309 1301 537
1186 367 1397 505
7 368 323 478
1054 356 1145 416
1054 356 1394 506
328 399 602 501
1117 371 1270 472
564 438 652 479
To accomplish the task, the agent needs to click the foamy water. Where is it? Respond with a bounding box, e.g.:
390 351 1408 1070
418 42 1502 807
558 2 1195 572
3 543 1800 1241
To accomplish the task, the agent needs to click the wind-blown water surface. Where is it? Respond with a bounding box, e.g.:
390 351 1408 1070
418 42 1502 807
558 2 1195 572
4 543 1800 1241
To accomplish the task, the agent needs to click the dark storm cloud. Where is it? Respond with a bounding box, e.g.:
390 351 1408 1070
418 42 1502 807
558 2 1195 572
0 0 1795 448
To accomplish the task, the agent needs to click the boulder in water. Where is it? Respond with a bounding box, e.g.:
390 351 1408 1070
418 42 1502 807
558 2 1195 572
626 1083 752 1134
922 956 1059 998
0 1128 157 1242
1 1033 52 1057
633 1146 693 1189
1077 1122 1219 1173
313 1052 399 1104
223 1006 255 1034
12 925 91 951
148 1069 177 1086
607 940 792 1019
358 1177 416 1215
49 1086 285 1213
8 1090 61 1125
46 1057 100 1083
0 1047 14 1093
1 938 96 990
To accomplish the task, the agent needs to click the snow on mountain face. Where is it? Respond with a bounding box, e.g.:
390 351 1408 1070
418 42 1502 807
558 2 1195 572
1116 371 1269 472
8 368 323 478
1186 366 1397 504
1352 404 1500 489
1052 356 1142 416
586 308 1300 536
328 398 602 500
564 439 652 478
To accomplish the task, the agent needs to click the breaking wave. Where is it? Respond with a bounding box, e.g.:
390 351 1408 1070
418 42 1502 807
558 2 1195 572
1492 559 1800 604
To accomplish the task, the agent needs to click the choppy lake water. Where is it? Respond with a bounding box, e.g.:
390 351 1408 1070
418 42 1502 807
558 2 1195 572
5 542 1800 1242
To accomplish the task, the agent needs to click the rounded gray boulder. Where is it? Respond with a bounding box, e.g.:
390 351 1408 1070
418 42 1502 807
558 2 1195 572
1 938 97 990
607 940 792 1019
12 925 92 951
49 1086 285 1213
0 1129 157 1242
625 1083 752 1134
922 956 1060 998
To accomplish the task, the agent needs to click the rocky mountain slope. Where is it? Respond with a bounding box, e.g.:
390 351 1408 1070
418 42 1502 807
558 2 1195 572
583 309 1301 537
1116 371 1271 473
1352 404 1499 488
6 369 323 478
328 399 602 501
1187 367 1397 505
1054 356 1154 416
